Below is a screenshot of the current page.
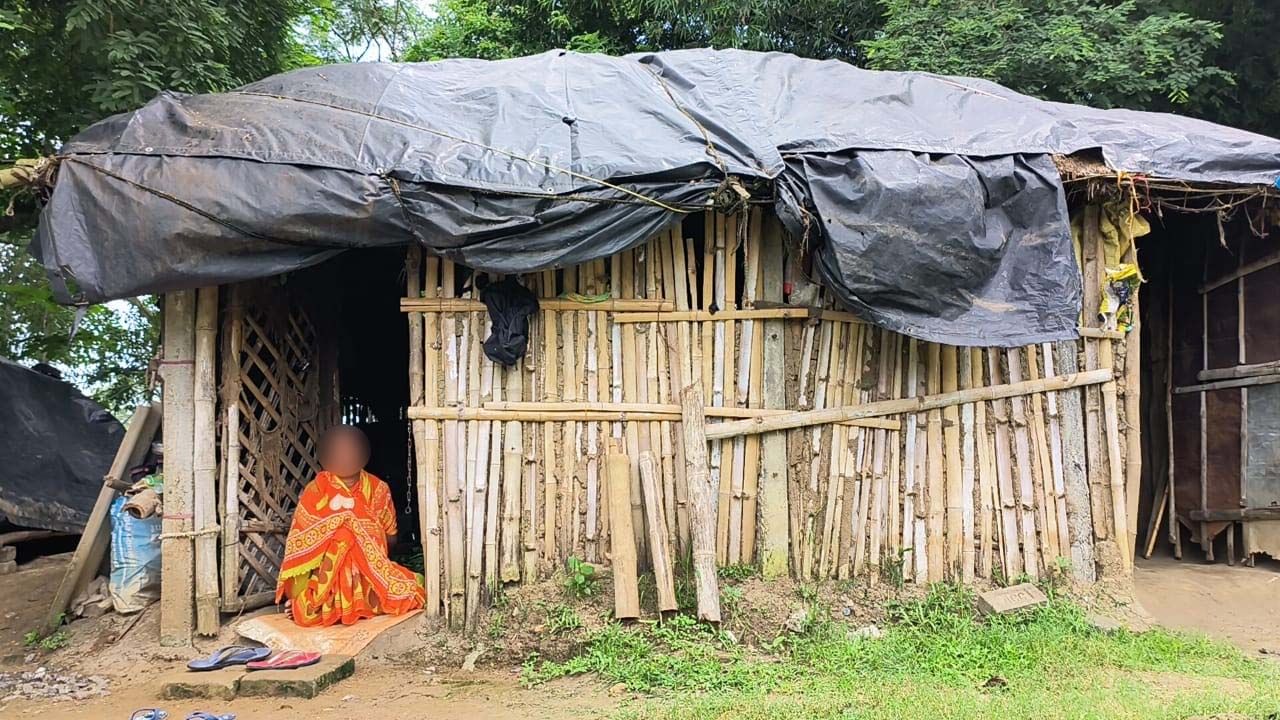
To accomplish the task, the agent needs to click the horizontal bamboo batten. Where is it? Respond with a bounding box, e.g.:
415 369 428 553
404 207 1132 627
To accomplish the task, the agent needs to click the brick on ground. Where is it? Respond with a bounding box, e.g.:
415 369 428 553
237 655 355 699
976 583 1048 615
157 666 246 701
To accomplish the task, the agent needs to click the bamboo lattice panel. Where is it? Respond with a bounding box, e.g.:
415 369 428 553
220 281 327 609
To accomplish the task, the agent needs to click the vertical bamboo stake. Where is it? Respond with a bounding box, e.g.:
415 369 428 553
500 352 524 582
941 345 963 579
1056 341 1097 581
912 338 929 582
1098 337 1130 570
585 263 602 562
740 235 765 564
1040 343 1072 560
639 451 678 612
562 269 580 560
220 290 244 613
901 338 920 582
521 285 540 582
923 343 945 581
987 350 1022 580
681 386 721 622
867 328 893 581
958 346 976 584
642 241 667 564
484 343 503 595
1004 348 1041 580
1026 346 1062 564
818 323 849 577
1124 244 1143 561
886 334 904 564
465 306 489 627
193 286 219 636
620 251 647 560
1083 337 1111 545
542 270 559 567
421 256 443 612
973 348 996 579
607 440 640 619
442 261 466 624
757 221 789 578
670 232 694 552
654 239 680 557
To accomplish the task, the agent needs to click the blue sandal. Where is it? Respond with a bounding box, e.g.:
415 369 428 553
186 645 271 672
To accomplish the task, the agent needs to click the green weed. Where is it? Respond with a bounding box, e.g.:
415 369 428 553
718 564 758 583
24 627 69 651
563 556 598 599
545 603 583 635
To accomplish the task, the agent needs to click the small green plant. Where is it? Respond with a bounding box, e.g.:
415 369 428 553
546 603 583 634
882 547 907 590
720 585 744 617
487 612 507 640
563 556 598 598
24 627 69 651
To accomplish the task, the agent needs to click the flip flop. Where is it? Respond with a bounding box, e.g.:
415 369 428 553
185 713 236 720
245 650 322 671
186 645 271 671
130 711 169 720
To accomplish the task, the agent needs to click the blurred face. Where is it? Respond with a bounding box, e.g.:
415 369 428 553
320 428 369 479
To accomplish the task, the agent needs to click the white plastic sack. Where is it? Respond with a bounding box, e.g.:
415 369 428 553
109 495 161 613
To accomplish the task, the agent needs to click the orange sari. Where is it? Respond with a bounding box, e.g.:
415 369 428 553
276 471 425 627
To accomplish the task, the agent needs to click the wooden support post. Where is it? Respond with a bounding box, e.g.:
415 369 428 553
44 403 160 635
420 254 444 612
1055 341 1096 582
193 286 220 636
1099 338 1130 571
161 289 197 647
606 441 640 620
757 219 789 578
681 387 721 622
639 452 678 612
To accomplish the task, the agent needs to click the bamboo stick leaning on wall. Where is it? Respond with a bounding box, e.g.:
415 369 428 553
1055 341 1096 582
607 441 640 619
958 347 977 583
941 345 963 579
193 286 220 636
639 452 678 612
160 289 197 646
924 344 945 582
901 339 920 582
681 386 721 622
1040 343 1072 560
987 350 1022 580
972 348 996 579
1024 346 1061 564
441 261 466 625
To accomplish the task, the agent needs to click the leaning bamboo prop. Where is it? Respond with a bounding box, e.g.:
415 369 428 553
957 347 977 583
941 345 963 579
193 286 220 636
1004 348 1041 580
639 451 678 612
681 386 721 622
607 441 640 619
441 261 466 625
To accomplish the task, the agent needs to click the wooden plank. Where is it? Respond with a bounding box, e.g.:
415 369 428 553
401 297 673 312
611 308 863 323
638 452 677 612
1055 341 1097 582
757 218 789 578
1199 249 1280 294
420 255 444 613
1174 374 1280 394
161 289 197 647
705 369 1114 441
43 403 160 635
193 286 220 636
477 401 898 427
680 387 721 622
606 441 640 619
1197 360 1280 382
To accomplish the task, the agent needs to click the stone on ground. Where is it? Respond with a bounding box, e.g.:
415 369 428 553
237 655 355 699
157 666 244 701
976 583 1048 615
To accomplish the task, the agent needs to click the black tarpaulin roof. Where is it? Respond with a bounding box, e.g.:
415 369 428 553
33 49 1280 346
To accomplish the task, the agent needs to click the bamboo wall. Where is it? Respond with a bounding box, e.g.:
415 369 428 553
404 207 1135 625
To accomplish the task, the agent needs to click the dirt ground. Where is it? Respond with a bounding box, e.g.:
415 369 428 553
1134 553 1280 654
4 550 1279 718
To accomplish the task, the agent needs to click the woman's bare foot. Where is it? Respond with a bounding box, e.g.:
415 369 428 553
283 600 293 620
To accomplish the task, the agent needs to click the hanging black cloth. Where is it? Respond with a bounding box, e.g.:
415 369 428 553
478 276 540 366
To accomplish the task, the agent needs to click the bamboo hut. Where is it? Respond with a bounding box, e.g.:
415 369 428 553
21 50 1280 643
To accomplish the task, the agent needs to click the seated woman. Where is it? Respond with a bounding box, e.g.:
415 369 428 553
276 425 426 626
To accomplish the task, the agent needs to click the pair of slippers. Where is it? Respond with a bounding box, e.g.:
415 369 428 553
186 646 321 672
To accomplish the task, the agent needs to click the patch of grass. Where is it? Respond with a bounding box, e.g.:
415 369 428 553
719 564 758 583
529 584 1280 720
544 603 584 635
24 628 69 651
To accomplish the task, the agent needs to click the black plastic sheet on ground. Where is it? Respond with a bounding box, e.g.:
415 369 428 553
34 49 1280 346
0 359 124 532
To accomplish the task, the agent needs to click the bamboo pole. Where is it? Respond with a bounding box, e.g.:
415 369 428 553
866 328 893 581
1083 338 1111 545
941 345 963 579
639 452 678 612
442 261 466 625
465 307 490 628
924 343 945 582
401 297 673 312
818 323 849 577
542 270 559 567
654 240 680 559
585 263 603 562
193 287 220 636
222 401 241 609
484 345 504 595
901 339 920 582
1004 348 1041 580
620 252 647 562
681 386 721 622
987 350 1022 580
886 334 904 566
1026 346 1062 564
500 356 523 582
757 220 789 578
668 233 693 553
562 269 580 561
1124 243 1143 561
1040 343 1072 561
606 441 640 619
420 256 443 612
958 346 976 584
160 290 197 647
973 348 996 579
1098 338 1130 570
704 369 1114 440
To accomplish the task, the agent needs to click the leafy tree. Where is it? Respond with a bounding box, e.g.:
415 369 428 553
863 0 1229 110
299 0 428 63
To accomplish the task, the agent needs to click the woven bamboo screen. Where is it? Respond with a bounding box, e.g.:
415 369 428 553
404 207 1136 626
218 280 338 611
